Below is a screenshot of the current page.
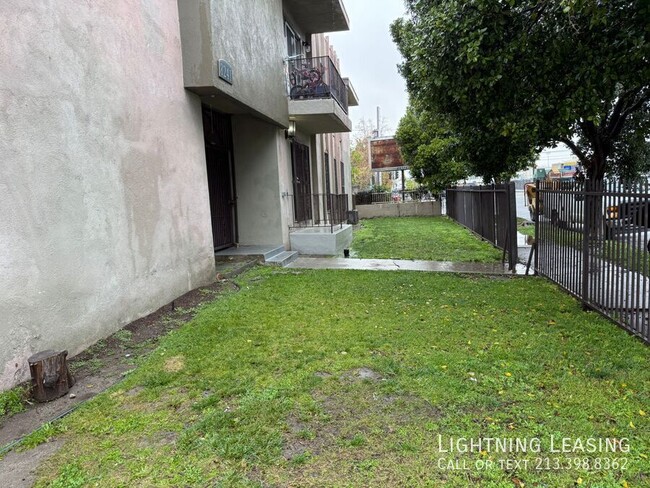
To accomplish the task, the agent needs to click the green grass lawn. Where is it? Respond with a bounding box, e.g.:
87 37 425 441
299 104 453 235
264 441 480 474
351 216 503 262
517 217 536 238
21 268 649 487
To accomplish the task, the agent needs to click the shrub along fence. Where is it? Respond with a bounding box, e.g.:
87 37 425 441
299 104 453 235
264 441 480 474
534 178 650 344
446 183 518 270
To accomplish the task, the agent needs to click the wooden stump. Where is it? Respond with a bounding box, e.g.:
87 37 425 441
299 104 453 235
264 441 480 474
28 350 75 402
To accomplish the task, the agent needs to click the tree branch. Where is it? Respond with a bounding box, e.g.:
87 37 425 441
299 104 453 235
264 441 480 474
609 89 649 141
606 87 642 136
560 137 588 165
621 90 649 119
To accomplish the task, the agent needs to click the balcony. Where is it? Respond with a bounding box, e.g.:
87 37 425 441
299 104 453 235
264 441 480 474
287 56 352 134
283 0 349 34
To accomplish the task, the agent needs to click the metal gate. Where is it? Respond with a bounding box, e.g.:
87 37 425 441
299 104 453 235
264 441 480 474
202 105 236 251
292 141 312 223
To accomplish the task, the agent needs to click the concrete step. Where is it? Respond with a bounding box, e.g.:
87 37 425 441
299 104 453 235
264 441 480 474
265 250 299 267
215 245 285 262
262 246 286 261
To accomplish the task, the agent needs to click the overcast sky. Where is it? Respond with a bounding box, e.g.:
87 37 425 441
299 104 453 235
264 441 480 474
328 1 409 136
328 2 575 171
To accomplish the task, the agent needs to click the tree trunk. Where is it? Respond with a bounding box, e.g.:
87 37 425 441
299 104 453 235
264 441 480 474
28 350 75 402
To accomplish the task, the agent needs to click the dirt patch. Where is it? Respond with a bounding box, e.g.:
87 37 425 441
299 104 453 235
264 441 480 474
281 384 443 463
137 431 178 449
0 440 63 488
163 356 185 373
341 367 384 382
0 267 254 484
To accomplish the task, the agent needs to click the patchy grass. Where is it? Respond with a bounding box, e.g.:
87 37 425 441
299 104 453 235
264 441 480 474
517 217 536 238
31 268 649 487
0 385 29 421
351 216 502 262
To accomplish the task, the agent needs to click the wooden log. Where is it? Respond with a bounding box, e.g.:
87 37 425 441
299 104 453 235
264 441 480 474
28 350 75 402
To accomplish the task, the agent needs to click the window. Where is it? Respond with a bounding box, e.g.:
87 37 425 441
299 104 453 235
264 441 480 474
341 161 345 192
285 23 302 58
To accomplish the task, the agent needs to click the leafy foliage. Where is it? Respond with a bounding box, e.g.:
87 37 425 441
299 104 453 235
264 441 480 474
350 142 372 190
395 105 468 191
350 118 392 191
391 0 650 180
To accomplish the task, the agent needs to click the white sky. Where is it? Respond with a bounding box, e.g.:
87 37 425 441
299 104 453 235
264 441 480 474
327 2 576 173
328 1 409 135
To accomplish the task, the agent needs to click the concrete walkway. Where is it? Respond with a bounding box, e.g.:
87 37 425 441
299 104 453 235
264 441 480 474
287 257 527 275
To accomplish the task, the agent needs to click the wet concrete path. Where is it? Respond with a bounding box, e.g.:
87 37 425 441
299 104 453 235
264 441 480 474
287 257 528 275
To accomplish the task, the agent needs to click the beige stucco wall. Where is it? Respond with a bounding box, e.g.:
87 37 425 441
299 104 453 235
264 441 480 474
0 0 215 389
357 201 443 219
232 116 286 247
178 0 290 128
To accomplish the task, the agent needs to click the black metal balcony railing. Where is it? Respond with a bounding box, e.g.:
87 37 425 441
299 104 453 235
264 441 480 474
287 56 349 113
288 193 349 232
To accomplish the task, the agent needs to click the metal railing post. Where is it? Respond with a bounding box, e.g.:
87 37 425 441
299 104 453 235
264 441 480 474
508 181 518 271
581 179 591 310
534 179 540 275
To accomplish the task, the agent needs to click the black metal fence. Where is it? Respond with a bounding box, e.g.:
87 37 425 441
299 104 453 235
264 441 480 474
446 183 518 270
289 193 349 232
287 55 348 113
535 178 650 343
353 189 434 206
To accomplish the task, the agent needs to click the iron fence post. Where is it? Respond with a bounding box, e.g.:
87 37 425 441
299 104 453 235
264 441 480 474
534 179 539 275
581 179 591 310
508 181 517 271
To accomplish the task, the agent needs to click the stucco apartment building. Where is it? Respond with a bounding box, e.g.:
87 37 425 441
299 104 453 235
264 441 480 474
0 0 357 390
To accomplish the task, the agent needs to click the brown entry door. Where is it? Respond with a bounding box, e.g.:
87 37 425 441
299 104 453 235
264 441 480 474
291 142 312 223
202 106 236 251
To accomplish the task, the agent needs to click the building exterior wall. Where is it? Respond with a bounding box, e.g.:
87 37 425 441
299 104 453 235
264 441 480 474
0 0 216 389
178 0 290 127
310 34 353 208
0 0 355 390
231 116 285 246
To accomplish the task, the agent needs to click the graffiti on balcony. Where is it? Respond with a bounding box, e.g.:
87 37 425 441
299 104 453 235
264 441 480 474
289 62 330 99
287 55 348 112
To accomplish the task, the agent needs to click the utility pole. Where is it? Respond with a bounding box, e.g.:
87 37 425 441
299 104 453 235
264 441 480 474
376 106 381 138
375 106 381 186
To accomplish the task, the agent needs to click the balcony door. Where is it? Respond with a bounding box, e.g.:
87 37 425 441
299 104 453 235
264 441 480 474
291 142 312 223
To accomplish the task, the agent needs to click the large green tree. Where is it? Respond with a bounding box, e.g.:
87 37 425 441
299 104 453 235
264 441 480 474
391 0 650 181
395 104 468 191
396 101 536 184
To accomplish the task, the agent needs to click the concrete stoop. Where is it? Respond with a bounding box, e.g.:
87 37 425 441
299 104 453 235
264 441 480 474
214 245 298 267
264 250 299 267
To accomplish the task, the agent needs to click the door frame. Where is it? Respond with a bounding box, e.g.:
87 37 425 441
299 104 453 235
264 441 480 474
201 104 238 251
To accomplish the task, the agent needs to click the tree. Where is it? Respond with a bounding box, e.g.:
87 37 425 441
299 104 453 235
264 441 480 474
350 142 371 190
391 0 650 182
395 104 469 192
350 118 391 191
